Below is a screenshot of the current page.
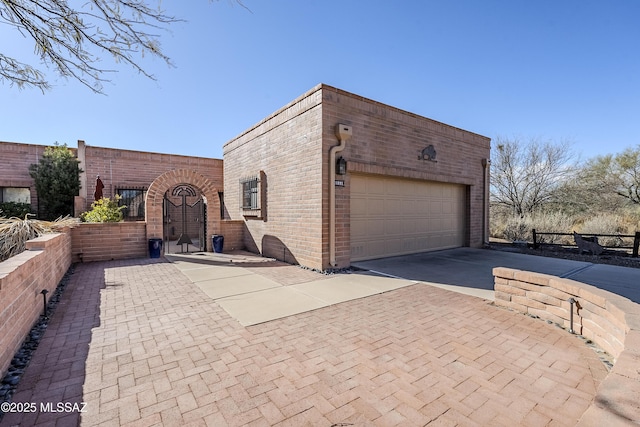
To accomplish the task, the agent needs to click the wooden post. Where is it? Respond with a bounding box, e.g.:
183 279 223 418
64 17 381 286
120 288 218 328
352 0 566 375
633 231 640 258
532 229 538 249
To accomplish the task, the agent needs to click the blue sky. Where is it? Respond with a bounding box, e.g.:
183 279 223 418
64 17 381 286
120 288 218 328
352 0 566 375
1 1 639 160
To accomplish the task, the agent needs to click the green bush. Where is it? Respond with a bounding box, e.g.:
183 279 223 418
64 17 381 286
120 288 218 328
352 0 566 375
0 202 32 219
80 196 126 223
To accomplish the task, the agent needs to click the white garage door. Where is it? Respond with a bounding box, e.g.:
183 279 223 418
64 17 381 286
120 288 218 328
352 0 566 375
350 175 466 261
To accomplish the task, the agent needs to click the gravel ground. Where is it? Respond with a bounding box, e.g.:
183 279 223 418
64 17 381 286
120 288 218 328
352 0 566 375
488 241 640 269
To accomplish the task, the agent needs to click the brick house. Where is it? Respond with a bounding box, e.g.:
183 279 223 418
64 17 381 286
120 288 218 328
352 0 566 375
1 84 490 270
223 84 491 270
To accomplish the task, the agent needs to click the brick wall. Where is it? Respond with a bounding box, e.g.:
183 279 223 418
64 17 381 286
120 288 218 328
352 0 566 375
219 220 246 252
493 267 640 426
223 87 325 269
80 144 223 213
321 85 491 267
0 141 224 222
0 141 79 215
71 222 148 262
224 84 490 270
0 232 72 377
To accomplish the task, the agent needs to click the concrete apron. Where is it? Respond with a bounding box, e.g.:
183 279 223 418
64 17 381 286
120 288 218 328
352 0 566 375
167 253 418 326
168 247 640 327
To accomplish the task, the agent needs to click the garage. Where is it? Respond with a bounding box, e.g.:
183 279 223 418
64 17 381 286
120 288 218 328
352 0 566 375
350 174 467 261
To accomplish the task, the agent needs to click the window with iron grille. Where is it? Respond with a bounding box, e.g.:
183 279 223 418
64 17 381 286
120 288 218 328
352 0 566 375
241 177 259 210
239 172 267 219
116 188 146 220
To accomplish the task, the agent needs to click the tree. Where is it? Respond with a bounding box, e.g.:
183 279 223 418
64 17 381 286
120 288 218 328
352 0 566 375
608 146 640 205
490 137 577 216
562 146 640 209
1 0 179 93
2 1 247 93
552 154 623 216
29 143 83 220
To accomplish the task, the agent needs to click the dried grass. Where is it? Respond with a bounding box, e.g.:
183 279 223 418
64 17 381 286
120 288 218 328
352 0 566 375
577 214 630 247
0 215 79 262
493 211 575 244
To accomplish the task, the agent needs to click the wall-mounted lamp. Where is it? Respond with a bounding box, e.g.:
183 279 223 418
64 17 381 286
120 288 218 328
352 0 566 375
336 157 347 175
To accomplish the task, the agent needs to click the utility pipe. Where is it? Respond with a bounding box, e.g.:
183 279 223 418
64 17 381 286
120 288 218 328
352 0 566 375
481 158 491 245
329 124 352 267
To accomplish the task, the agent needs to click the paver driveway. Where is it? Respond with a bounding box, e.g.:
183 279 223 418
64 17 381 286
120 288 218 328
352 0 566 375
3 257 607 426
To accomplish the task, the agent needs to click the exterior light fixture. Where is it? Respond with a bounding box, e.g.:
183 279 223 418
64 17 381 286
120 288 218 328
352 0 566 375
336 157 347 175
568 297 576 334
41 289 49 318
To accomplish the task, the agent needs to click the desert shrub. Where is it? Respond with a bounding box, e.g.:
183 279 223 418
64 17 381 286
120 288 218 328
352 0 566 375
0 216 78 262
80 196 126 223
501 216 531 242
529 212 575 244
0 202 31 219
578 214 628 247
493 211 575 244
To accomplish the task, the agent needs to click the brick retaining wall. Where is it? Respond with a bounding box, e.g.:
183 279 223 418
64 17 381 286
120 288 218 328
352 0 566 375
493 267 640 425
0 233 72 377
71 222 148 262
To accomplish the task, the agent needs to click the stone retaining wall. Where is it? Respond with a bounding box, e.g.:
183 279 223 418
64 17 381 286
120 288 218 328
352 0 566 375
493 267 640 426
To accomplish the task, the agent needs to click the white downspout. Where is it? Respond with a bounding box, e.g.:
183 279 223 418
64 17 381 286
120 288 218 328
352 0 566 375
329 124 352 267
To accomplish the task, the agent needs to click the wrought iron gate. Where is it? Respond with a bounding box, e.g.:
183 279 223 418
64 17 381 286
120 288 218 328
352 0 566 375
163 184 206 254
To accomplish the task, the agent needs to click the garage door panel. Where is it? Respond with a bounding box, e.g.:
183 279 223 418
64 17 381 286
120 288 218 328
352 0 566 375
351 175 465 261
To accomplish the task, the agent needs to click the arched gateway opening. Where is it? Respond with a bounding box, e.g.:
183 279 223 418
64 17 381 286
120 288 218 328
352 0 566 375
145 169 220 254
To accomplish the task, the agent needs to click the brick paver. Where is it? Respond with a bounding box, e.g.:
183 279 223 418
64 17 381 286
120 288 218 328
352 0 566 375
2 258 607 426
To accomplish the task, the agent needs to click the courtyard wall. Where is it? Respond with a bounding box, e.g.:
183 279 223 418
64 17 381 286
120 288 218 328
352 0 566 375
0 140 224 220
0 233 71 377
78 142 223 214
71 222 148 262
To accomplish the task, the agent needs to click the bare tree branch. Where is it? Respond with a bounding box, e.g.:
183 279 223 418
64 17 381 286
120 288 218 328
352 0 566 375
490 136 578 216
0 0 219 93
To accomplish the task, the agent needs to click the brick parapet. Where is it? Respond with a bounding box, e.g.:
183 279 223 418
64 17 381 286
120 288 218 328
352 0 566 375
493 267 640 425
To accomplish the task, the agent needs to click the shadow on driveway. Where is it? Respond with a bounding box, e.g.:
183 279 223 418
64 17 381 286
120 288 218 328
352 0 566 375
352 247 640 303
